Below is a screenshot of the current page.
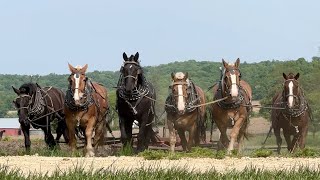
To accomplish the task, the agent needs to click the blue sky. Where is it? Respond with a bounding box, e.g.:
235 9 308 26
0 1 319 75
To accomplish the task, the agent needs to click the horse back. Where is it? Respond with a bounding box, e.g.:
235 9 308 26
240 80 252 101
42 86 65 110
195 85 206 115
90 82 109 110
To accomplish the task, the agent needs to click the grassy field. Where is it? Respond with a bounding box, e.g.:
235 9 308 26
1 165 320 180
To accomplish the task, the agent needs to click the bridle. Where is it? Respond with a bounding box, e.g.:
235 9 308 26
283 79 300 108
15 94 32 110
171 81 188 99
121 61 142 88
221 67 241 96
68 72 87 94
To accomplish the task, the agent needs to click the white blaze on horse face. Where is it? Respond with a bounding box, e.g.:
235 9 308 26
230 74 238 97
288 81 294 108
73 74 80 101
177 85 185 111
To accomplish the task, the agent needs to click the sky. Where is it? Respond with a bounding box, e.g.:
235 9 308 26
0 1 319 75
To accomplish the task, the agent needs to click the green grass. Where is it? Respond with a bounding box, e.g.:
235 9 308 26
138 147 226 160
252 148 273 158
1 165 320 179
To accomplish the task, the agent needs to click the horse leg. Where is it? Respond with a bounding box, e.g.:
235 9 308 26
227 117 244 154
119 116 129 146
137 119 148 152
273 126 282 154
93 116 106 149
142 113 154 151
41 125 56 149
167 115 176 152
283 129 292 153
21 124 31 154
215 120 229 150
177 129 187 151
56 112 69 143
65 115 77 153
84 117 95 157
210 123 214 142
298 125 308 150
187 123 197 151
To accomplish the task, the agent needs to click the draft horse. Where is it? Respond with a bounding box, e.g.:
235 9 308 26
116 52 156 152
12 83 68 152
271 73 311 153
65 64 109 157
165 72 206 152
211 58 252 154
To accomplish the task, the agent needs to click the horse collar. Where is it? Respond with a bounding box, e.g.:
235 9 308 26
65 81 94 111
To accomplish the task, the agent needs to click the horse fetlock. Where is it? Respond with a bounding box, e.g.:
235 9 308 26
85 150 95 157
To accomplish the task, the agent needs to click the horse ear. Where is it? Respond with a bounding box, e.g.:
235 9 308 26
35 83 41 89
295 73 300 80
235 58 240 68
123 52 128 61
184 72 189 79
283 73 287 80
134 52 139 62
12 86 20 95
171 72 175 80
68 63 76 73
80 64 88 74
222 59 228 68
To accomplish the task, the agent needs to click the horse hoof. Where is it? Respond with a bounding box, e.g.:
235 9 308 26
85 151 95 157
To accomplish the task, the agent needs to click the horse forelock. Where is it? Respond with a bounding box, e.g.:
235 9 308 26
19 83 37 95
74 65 83 71
287 73 295 79
175 72 185 80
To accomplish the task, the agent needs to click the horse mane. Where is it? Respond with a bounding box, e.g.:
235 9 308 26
287 73 296 79
19 83 38 95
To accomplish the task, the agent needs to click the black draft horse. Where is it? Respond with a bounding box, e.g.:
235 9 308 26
116 52 156 152
12 83 68 152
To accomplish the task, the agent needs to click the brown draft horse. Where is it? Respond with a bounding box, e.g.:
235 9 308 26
271 73 311 153
65 64 109 157
211 58 252 154
165 72 206 152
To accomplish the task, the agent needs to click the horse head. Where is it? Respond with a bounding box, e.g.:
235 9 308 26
12 83 38 126
121 52 142 92
221 58 242 99
171 72 189 114
282 72 300 109
68 63 89 106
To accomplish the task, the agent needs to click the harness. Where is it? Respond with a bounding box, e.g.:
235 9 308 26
165 80 200 114
65 80 94 111
117 61 156 125
15 86 58 129
215 67 250 110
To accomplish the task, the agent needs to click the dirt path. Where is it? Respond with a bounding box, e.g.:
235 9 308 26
1 156 320 176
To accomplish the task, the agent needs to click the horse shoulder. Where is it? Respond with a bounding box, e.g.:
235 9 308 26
212 83 219 94
272 92 282 104
91 82 108 98
240 80 252 100
195 85 206 113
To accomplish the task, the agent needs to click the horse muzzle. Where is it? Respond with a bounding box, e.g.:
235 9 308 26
178 110 185 115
